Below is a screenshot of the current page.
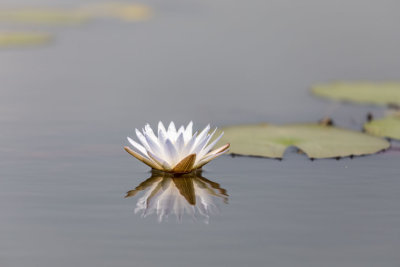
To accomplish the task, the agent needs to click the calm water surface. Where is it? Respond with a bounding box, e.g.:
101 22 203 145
1 0 400 266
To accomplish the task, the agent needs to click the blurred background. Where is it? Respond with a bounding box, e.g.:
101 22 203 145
1 0 400 163
1 1 400 266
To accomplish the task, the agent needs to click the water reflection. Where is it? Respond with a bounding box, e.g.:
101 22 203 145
125 170 228 223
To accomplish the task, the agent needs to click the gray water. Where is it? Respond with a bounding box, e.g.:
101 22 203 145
1 0 400 266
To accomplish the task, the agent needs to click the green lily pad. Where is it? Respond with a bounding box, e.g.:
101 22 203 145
312 82 400 106
218 123 390 159
78 3 152 21
0 32 51 47
364 115 400 140
0 8 90 25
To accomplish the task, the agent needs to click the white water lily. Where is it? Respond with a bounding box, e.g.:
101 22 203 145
124 121 230 173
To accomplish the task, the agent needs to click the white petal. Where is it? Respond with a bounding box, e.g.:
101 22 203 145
168 121 176 137
144 131 163 156
127 137 148 156
164 139 179 166
193 128 216 156
191 124 210 153
158 121 167 136
181 131 198 156
147 151 172 170
196 129 220 159
203 131 223 154
198 124 210 138
157 130 168 159
158 128 167 143
176 126 185 142
184 121 193 143
174 132 185 159
144 124 161 147
193 135 211 155
135 129 151 151
144 124 157 139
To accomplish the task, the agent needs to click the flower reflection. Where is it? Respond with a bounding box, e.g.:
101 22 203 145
125 170 228 223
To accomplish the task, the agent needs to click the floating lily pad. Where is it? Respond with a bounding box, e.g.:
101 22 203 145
218 123 390 159
0 32 51 47
0 8 90 24
79 3 152 21
312 82 400 106
364 115 400 140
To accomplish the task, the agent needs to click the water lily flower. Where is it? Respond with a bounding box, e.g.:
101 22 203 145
124 121 230 174
125 170 228 223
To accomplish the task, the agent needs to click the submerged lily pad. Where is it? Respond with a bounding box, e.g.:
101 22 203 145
364 115 400 140
218 123 390 159
312 82 400 106
0 8 90 24
0 32 51 47
79 3 152 21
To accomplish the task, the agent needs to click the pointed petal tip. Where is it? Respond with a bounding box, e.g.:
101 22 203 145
135 128 141 136
222 143 230 153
